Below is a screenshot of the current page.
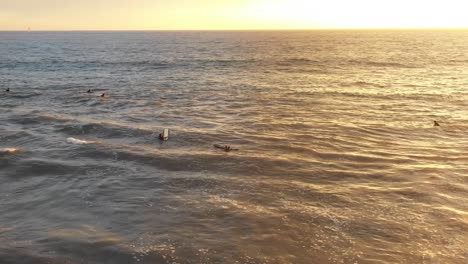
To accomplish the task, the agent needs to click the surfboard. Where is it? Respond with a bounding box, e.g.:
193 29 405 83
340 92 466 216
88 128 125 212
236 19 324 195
162 128 169 141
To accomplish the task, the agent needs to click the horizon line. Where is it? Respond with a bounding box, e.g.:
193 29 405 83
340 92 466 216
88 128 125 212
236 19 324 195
1 27 468 32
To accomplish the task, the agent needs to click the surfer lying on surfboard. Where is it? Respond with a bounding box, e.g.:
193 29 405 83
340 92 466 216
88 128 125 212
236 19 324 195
213 144 238 152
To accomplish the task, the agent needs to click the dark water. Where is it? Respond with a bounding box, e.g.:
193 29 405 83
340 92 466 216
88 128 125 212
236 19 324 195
1 30 468 264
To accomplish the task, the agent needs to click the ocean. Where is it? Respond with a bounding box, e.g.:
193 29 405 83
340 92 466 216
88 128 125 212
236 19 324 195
0 30 467 264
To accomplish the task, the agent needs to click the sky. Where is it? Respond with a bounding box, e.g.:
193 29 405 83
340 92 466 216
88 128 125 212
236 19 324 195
1 0 468 30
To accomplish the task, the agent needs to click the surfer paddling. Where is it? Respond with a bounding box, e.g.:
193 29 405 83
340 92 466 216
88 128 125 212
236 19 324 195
214 144 238 152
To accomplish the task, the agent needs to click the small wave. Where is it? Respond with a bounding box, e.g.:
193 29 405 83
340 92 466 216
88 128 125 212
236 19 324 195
38 114 158 139
7 93 42 99
206 194 281 216
447 59 468 64
348 59 418 68
38 114 70 122
277 58 320 66
0 59 173 70
287 58 319 63
275 67 330 74
67 137 99 145
343 81 388 88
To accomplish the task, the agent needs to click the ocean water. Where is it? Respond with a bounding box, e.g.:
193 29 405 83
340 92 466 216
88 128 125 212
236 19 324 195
0 30 467 264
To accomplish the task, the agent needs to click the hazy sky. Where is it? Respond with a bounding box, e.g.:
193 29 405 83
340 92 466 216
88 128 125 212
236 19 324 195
1 0 468 30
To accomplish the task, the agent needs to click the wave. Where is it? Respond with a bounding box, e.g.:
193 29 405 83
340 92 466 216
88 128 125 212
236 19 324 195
287 57 320 63
2 158 90 177
348 59 418 68
275 67 330 74
0 224 180 264
2 56 420 74
0 58 259 72
40 114 156 139
342 81 389 88
269 58 419 69
58 138 311 177
1 93 42 99
276 58 320 66
59 122 139 138
67 137 100 145
447 59 468 64
0 59 172 68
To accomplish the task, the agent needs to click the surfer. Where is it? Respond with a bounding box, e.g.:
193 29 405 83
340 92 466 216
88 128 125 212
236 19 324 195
214 144 238 152
434 121 440 127
159 128 170 141
6 88 9 92
87 89 93 93
100 93 106 98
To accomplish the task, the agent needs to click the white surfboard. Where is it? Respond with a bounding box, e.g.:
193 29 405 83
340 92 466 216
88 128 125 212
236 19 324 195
162 128 169 141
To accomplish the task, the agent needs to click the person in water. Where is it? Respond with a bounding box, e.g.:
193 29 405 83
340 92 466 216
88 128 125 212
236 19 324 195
214 144 238 152
434 121 440 127
87 89 92 93
6 88 9 92
100 93 106 97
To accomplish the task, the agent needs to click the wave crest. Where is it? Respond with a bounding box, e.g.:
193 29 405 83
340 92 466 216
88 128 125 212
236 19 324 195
67 137 99 145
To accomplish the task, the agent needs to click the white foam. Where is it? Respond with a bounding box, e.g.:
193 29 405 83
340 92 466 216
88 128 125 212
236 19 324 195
67 137 95 145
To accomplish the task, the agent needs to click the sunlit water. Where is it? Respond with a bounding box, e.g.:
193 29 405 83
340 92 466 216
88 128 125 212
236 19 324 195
1 30 467 264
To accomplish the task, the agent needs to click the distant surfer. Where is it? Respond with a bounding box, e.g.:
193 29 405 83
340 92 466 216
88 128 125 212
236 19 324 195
159 128 170 141
434 121 440 127
214 144 238 152
100 93 106 98
5 88 9 92
87 89 93 93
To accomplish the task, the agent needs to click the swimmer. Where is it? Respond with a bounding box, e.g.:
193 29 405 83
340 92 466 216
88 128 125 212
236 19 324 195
87 89 93 93
214 144 239 152
100 93 106 98
434 121 440 127
6 88 10 92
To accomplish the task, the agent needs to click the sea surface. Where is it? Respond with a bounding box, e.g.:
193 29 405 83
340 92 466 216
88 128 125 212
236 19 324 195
0 30 467 264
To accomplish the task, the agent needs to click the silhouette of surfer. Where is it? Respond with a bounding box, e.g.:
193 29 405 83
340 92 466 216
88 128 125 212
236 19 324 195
214 144 238 152
5 88 10 92
100 93 106 98
87 89 93 93
434 121 440 127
